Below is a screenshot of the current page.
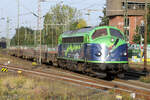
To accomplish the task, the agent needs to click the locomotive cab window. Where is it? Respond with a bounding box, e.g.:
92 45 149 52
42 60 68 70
110 28 124 40
92 28 107 39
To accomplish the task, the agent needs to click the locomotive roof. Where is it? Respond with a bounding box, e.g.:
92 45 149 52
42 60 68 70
61 26 123 37
63 27 94 34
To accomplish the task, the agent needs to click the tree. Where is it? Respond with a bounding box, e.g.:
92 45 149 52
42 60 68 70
11 4 81 47
76 19 87 29
133 33 140 44
99 7 109 26
132 25 140 44
11 27 34 46
43 4 80 46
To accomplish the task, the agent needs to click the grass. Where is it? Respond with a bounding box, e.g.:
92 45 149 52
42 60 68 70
109 89 138 100
0 72 118 100
0 72 147 100
140 75 150 83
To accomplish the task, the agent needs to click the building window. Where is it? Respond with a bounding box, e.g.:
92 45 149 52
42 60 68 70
138 4 145 10
92 29 107 39
125 30 129 41
122 2 145 10
124 17 129 27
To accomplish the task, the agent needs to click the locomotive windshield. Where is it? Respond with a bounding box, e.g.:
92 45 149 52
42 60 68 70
110 28 124 40
92 28 107 39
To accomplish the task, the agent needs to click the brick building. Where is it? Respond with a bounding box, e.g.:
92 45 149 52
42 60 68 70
106 0 150 43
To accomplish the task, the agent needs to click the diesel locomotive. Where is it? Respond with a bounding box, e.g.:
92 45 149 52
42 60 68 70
57 26 128 78
9 26 128 78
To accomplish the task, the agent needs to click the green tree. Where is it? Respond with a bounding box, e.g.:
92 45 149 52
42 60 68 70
99 7 109 26
11 4 81 47
43 4 80 46
133 25 140 44
11 27 34 46
133 33 140 44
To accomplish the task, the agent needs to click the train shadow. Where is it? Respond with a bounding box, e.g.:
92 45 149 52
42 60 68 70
122 68 149 80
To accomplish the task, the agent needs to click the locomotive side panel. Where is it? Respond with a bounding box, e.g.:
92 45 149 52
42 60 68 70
58 43 85 61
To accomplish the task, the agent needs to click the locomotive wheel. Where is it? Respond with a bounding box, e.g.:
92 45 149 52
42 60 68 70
77 63 85 72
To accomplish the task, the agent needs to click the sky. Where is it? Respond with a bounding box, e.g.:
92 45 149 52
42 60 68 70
0 0 106 38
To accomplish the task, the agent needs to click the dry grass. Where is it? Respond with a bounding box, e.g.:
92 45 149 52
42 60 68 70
0 72 118 100
0 72 144 100
140 75 150 83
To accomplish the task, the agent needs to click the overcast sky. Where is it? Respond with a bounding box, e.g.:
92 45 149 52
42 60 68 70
0 0 106 38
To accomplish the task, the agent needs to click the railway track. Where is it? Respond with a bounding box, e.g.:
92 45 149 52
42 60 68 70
1 64 150 100
113 79 150 90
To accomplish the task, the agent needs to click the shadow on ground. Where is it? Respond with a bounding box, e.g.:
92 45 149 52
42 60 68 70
123 67 150 80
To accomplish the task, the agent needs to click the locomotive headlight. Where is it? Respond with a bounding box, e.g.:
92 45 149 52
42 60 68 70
98 52 101 56
123 52 127 56
96 52 102 56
